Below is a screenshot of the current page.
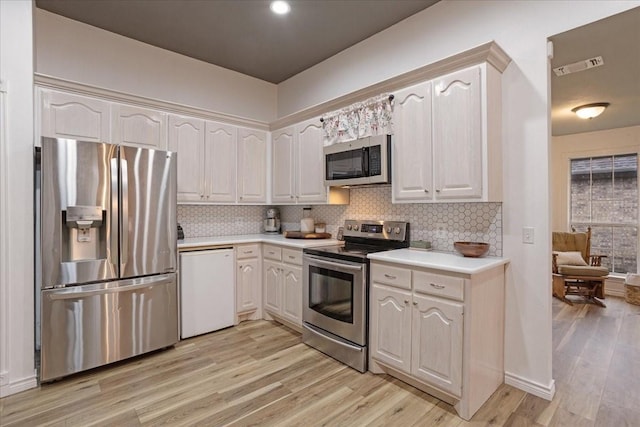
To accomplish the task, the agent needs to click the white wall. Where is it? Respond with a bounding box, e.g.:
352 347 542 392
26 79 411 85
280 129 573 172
35 9 277 123
277 0 640 399
0 0 37 397
551 125 640 231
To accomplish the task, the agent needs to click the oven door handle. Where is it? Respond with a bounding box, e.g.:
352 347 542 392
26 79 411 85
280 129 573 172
303 323 363 353
304 255 363 272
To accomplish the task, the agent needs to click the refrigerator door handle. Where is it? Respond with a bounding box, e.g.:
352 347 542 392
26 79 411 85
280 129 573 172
120 157 129 270
110 157 119 272
46 274 174 300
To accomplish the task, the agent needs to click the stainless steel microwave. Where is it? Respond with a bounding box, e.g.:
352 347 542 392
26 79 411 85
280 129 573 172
324 134 391 186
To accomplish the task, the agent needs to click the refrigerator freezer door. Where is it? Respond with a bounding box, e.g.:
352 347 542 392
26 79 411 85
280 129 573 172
40 138 119 288
40 273 179 381
120 145 177 279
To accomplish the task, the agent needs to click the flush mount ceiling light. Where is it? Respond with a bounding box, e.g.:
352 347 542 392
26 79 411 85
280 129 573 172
270 1 290 15
571 102 610 119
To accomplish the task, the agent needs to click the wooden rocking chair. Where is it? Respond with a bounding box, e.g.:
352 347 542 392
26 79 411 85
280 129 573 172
552 227 609 307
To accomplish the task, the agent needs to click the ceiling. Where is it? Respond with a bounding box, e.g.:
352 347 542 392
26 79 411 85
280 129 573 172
35 0 439 84
550 7 640 136
36 2 639 136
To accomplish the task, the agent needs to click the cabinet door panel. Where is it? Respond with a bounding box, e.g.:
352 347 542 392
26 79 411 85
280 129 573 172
263 260 281 313
238 128 267 203
271 128 295 203
237 258 259 313
433 66 482 199
412 293 463 397
112 104 167 149
169 115 205 202
282 265 302 326
205 121 237 202
296 119 327 204
392 82 433 202
41 90 110 142
371 283 412 373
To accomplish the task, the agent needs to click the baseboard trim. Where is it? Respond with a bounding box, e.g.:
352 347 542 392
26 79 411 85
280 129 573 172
504 371 555 401
0 373 38 398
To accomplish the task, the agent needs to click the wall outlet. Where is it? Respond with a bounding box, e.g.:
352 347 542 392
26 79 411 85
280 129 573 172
523 227 535 244
435 223 447 239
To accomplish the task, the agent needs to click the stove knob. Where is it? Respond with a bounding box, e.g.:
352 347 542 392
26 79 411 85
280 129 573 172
346 224 352 230
353 225 359 231
394 227 401 234
386 226 392 233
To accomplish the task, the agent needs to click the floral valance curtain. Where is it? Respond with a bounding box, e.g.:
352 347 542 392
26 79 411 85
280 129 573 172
321 94 393 145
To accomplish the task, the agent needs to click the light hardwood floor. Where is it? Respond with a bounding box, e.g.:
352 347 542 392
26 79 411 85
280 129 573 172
1 296 639 426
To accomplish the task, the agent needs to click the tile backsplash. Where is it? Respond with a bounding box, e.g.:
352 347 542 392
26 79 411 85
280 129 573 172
178 186 502 256
177 205 265 237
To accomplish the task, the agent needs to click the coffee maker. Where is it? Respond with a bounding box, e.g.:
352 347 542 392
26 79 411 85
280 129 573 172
264 208 281 234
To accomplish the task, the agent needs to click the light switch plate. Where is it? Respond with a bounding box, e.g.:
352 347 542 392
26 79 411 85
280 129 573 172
523 227 535 244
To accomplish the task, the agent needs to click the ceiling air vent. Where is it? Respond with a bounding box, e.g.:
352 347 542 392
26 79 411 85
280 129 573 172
553 56 604 76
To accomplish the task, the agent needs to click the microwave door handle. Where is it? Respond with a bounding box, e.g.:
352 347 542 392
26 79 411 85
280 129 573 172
362 147 369 177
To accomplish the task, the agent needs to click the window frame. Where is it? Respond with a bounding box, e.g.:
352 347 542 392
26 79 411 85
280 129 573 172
568 153 639 276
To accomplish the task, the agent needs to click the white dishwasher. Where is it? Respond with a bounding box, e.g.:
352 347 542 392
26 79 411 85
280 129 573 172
180 248 235 339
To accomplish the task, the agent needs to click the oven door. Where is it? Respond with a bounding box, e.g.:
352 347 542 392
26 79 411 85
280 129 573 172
303 254 367 346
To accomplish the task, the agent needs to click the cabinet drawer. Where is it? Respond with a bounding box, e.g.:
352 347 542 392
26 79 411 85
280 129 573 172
236 244 260 259
371 263 411 290
263 245 282 261
413 270 464 301
282 248 302 266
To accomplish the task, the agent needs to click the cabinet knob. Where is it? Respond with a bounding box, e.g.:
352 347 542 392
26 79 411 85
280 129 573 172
404 300 409 304
290 195 294 199
435 189 441 193
424 189 429 193
384 274 396 280
238 265 242 269
413 301 418 306
240 196 243 200
200 195 204 199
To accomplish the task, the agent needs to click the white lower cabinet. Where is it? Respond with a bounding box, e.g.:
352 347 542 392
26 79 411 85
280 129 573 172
236 244 261 321
370 261 504 421
262 245 303 328
411 293 463 396
371 284 412 372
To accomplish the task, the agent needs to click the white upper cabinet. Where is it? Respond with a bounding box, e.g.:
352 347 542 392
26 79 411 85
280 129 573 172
41 89 110 142
112 104 167 150
270 118 329 205
392 82 433 202
391 63 502 203
205 121 237 203
168 115 205 202
296 119 327 204
238 128 267 203
432 66 482 200
271 127 296 203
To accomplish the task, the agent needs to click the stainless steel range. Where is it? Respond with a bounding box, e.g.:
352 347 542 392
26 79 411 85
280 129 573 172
302 219 410 372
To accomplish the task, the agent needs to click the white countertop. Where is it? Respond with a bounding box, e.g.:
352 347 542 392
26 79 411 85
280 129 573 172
368 249 509 275
178 234 343 250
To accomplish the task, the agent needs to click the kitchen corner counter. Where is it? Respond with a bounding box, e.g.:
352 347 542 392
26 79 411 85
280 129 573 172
367 249 509 275
178 234 343 251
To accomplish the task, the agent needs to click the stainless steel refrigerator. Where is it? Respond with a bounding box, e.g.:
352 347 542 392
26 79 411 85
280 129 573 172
37 137 178 382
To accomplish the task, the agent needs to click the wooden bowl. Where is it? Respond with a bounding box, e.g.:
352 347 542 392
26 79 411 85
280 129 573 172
453 241 489 258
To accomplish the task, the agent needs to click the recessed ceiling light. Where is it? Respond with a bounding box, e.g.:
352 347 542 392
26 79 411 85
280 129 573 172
270 1 290 15
571 102 610 119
